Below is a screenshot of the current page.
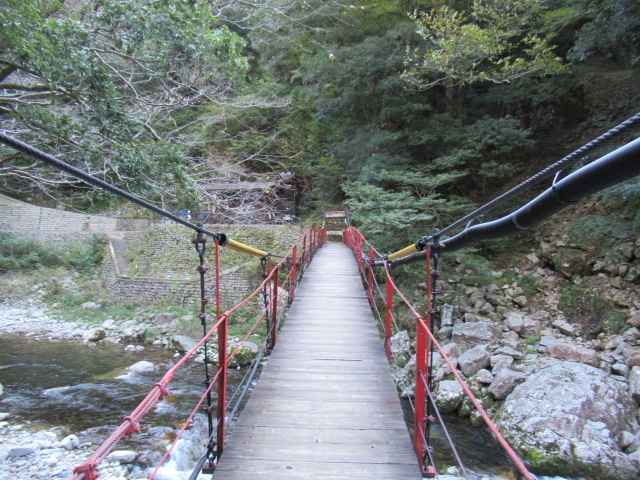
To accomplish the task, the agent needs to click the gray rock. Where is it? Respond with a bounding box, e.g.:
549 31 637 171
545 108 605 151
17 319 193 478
503 311 541 338
502 331 520 341
152 312 175 326
548 342 599 367
552 318 578 337
624 265 640 283
479 301 494 314
169 335 197 353
121 320 140 329
526 252 544 267
620 431 635 449
493 345 523 360
496 362 637 479
0 413 8 421
630 366 640 405
512 295 528 308
488 370 526 399
540 335 560 348
393 354 416 398
390 331 411 357
624 348 640 368
627 431 640 454
441 305 454 327
612 363 631 378
122 327 146 343
83 327 106 342
434 380 465 413
623 327 640 342
106 450 139 464
476 369 494 384
490 354 514 373
457 345 491 376
126 361 155 374
60 434 79 451
552 247 592 278
442 342 460 359
228 341 259 368
7 443 37 458
102 319 115 328
486 293 506 307
80 301 100 309
452 322 501 352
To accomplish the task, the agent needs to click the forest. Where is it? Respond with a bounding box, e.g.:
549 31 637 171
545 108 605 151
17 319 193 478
1 0 639 252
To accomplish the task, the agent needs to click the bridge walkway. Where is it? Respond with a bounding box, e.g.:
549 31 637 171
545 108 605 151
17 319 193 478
212 242 422 479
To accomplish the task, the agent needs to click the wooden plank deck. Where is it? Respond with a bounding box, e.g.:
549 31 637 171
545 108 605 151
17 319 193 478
212 242 422 479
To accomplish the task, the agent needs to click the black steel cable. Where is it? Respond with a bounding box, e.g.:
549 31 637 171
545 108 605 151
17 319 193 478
388 134 640 267
0 131 226 242
190 267 292 478
422 111 640 245
420 372 471 480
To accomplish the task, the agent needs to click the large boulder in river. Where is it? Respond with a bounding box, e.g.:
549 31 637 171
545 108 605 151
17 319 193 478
452 322 500 352
434 380 465 413
496 361 638 479
457 345 491 376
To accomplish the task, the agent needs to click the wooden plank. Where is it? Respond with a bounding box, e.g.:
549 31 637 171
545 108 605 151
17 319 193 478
212 243 422 479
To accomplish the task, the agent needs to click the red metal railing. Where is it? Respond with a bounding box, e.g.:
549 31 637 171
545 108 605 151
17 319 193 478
70 226 327 480
344 226 535 480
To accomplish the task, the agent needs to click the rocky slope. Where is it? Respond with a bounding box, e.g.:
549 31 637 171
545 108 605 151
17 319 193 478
392 195 640 479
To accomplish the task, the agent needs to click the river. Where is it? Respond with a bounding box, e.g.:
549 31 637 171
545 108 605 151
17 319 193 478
0 334 577 480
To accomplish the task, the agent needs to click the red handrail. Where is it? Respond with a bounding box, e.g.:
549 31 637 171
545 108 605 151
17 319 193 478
344 226 535 480
70 226 327 480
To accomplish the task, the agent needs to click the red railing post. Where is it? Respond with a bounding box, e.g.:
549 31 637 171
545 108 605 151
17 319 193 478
415 321 429 475
367 246 374 307
416 246 435 477
290 244 298 301
215 240 227 459
270 264 279 351
302 233 307 273
359 232 365 278
384 269 393 360
344 227 351 247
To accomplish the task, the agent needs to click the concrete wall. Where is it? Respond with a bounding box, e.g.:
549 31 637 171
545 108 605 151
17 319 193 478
0 193 121 244
0 194 301 308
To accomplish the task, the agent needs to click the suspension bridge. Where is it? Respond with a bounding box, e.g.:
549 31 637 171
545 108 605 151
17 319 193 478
0 112 639 479
212 242 421 479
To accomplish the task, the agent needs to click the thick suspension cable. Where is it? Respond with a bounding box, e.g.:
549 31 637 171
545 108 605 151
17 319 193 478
386 134 640 267
0 131 275 258
385 111 640 262
432 111 640 241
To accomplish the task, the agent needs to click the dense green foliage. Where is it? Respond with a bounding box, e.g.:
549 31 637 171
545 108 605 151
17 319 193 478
0 231 105 272
1 0 639 253
0 0 248 209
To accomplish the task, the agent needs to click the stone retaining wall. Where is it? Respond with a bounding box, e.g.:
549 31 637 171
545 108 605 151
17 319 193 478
1 194 301 307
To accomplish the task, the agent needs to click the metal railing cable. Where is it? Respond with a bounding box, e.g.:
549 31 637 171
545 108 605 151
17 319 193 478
345 227 536 480
70 227 326 480
421 371 471 480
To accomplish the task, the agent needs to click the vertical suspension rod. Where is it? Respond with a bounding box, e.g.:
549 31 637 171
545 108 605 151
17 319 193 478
192 226 216 474
215 238 227 463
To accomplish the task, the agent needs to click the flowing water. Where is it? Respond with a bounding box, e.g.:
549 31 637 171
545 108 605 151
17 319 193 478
0 334 248 478
0 335 576 480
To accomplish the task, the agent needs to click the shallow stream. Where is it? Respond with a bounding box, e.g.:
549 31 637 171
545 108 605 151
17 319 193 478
0 335 572 480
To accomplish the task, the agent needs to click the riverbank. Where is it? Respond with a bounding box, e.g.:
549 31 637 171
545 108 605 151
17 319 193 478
0 298 196 480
